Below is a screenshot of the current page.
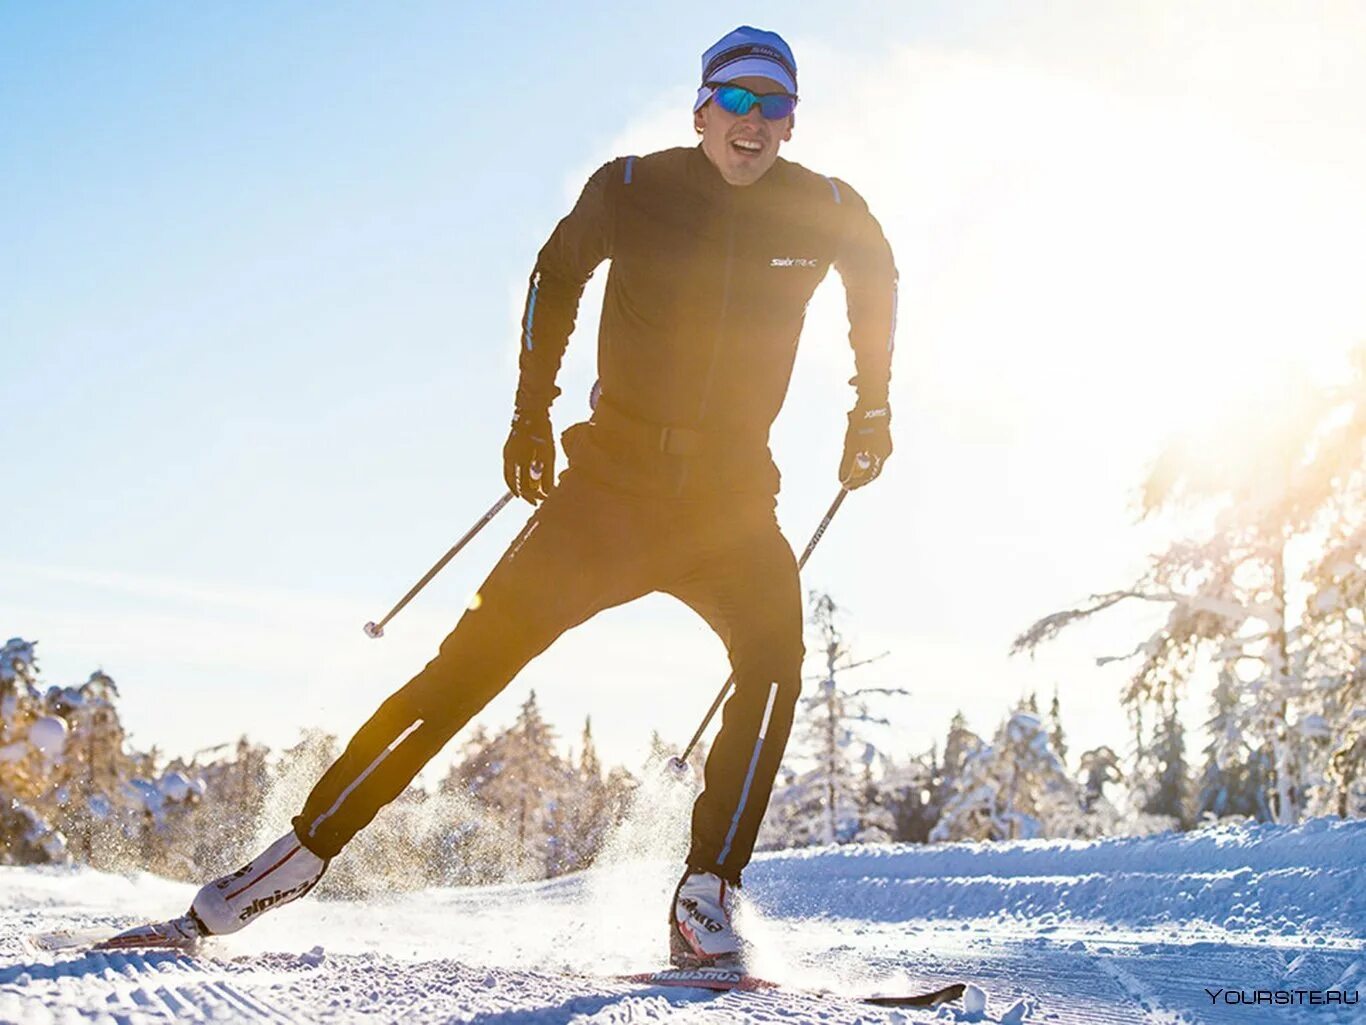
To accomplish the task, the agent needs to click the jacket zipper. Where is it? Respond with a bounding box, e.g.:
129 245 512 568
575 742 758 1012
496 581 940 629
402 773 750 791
696 198 737 425
678 197 737 497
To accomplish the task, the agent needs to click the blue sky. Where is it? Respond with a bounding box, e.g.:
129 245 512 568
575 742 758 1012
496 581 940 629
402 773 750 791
4 2 1364 776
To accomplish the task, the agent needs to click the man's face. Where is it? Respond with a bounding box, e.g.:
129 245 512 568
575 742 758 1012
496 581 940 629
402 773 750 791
694 75 794 187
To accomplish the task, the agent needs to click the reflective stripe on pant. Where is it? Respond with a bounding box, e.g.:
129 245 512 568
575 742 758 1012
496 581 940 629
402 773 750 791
294 469 802 877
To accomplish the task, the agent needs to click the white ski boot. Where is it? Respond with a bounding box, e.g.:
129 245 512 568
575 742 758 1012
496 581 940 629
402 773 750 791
669 868 743 969
189 828 328 935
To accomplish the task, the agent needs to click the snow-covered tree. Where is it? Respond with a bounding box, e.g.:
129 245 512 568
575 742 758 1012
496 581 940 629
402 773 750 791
435 726 534 885
43 670 149 867
1195 669 1270 821
931 710 1082 842
0 638 68 862
1014 348 1366 825
189 737 273 874
855 759 896 842
550 717 634 874
1078 746 1122 812
1135 696 1190 828
1297 465 1366 817
761 592 908 848
1048 688 1068 766
451 691 577 876
936 712 982 805
881 749 940 843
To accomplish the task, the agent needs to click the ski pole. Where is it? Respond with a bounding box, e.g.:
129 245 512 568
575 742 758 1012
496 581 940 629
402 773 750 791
363 383 597 639
363 491 515 638
666 485 851 776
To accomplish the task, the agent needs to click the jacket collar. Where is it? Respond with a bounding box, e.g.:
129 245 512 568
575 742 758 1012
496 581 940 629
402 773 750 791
690 143 783 198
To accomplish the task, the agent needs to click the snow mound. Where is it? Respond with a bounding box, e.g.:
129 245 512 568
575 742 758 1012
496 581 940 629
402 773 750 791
745 818 1366 938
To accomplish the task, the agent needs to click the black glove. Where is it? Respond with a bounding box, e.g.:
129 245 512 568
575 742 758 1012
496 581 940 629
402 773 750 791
839 403 892 490
503 411 556 504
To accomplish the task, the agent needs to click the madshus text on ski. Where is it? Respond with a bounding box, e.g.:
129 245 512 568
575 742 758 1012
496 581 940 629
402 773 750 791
83 24 906 985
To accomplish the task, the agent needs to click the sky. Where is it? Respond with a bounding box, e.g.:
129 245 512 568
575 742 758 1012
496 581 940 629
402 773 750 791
3 2 1365 781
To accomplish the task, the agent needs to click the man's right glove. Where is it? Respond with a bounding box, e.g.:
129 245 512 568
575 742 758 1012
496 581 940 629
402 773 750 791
503 410 556 504
839 404 893 490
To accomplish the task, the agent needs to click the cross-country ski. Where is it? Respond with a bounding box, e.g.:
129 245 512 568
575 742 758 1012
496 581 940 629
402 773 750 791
612 967 968 1007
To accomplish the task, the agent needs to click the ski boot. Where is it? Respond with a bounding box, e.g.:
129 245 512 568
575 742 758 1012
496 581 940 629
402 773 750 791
189 828 328 935
95 830 327 950
669 868 743 969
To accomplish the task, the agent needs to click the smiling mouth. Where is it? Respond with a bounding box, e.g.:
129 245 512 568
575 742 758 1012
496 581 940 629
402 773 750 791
731 138 764 156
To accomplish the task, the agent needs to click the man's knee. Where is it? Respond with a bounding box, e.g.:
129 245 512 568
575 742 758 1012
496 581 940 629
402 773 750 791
730 632 803 700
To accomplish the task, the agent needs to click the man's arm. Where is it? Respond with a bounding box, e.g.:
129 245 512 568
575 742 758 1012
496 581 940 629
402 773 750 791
504 159 620 503
831 179 898 412
514 159 621 415
831 180 898 488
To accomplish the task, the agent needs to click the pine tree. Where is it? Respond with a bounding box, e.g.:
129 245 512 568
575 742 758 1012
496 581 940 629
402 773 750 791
1078 746 1123 812
882 749 940 843
1298 469 1366 817
43 670 147 867
552 716 631 873
1140 695 1190 828
935 711 982 812
1195 669 1265 821
454 691 576 876
765 591 908 847
579 716 602 784
1048 688 1068 766
185 736 272 875
855 758 896 842
435 726 532 885
931 709 1082 842
0 638 68 863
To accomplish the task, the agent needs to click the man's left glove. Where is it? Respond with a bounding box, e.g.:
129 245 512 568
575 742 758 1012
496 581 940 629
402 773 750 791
839 403 893 490
503 410 557 505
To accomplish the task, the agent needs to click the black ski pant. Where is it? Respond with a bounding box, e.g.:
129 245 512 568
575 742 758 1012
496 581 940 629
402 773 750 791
293 468 803 883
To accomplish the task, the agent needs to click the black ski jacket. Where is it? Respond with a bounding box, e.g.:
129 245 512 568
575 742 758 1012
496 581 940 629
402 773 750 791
516 144 897 494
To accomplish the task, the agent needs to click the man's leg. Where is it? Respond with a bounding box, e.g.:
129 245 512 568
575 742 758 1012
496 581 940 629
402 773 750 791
661 498 803 964
296 472 658 858
179 473 657 937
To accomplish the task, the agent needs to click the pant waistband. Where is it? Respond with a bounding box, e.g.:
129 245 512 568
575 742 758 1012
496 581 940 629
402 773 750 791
590 399 763 456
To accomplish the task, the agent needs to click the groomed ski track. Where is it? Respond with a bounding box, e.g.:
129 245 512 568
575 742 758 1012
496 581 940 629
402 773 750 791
2 820 1362 1024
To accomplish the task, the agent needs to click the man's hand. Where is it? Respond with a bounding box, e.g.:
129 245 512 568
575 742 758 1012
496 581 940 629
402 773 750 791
839 404 892 490
503 411 557 504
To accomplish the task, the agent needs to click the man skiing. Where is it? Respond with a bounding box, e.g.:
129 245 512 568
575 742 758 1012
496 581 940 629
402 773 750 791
123 26 897 969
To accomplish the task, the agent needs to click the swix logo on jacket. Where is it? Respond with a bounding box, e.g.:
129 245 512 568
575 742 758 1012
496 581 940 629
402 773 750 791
516 145 897 441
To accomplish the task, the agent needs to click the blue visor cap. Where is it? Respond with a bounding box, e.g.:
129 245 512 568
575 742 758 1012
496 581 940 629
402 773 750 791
693 26 798 112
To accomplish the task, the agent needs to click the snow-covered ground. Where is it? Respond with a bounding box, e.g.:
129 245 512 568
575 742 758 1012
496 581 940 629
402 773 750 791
1 820 1362 1024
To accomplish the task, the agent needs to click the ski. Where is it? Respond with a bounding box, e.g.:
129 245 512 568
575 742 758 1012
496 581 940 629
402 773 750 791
613 966 967 1008
26 916 204 954
25 928 117 954
24 932 963 1009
